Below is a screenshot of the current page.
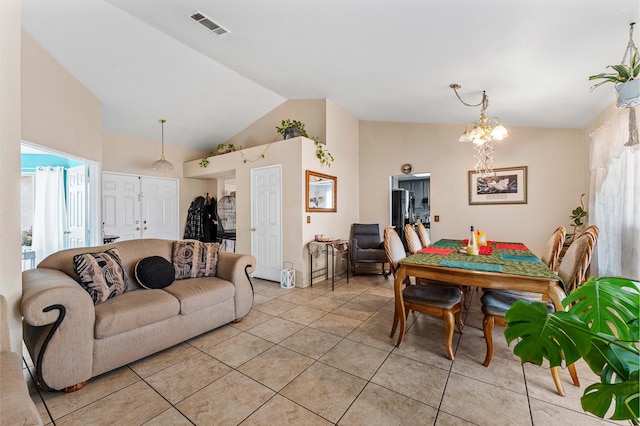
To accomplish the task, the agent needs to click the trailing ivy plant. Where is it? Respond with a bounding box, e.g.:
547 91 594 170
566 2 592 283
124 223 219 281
314 139 334 167
504 276 639 424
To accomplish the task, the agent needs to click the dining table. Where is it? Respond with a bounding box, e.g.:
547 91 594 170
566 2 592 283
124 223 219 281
393 238 577 394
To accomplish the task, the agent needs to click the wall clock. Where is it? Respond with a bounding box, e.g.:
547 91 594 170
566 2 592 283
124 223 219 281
401 163 413 174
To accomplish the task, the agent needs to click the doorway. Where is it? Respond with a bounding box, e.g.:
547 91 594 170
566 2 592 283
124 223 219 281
390 172 431 248
250 165 282 281
102 172 179 241
20 142 101 268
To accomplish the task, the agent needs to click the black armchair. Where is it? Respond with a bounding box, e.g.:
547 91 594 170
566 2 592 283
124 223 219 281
350 223 389 276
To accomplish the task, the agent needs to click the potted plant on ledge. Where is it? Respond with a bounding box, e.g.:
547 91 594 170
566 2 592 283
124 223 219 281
504 276 639 424
276 119 334 167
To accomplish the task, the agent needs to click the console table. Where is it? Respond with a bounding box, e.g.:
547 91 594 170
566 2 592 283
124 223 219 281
308 240 349 290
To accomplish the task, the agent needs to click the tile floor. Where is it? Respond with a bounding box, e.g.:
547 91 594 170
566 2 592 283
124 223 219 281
23 275 624 425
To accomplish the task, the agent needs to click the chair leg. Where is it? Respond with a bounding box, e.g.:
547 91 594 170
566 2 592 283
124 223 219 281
395 306 408 347
443 310 455 360
550 367 566 396
482 314 494 367
568 363 580 386
390 305 399 338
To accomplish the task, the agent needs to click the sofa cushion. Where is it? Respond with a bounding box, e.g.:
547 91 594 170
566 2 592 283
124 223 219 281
94 289 180 338
173 241 220 279
73 248 128 305
163 277 235 315
134 256 176 289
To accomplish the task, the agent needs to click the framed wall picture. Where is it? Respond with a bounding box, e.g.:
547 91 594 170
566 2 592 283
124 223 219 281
468 166 528 205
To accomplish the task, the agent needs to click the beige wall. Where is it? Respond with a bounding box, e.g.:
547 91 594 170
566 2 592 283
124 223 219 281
359 121 587 256
1 0 22 353
223 99 326 150
21 31 102 162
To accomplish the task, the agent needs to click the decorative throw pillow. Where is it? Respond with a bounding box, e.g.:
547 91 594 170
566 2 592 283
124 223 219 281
172 240 220 279
134 256 176 289
73 248 128 305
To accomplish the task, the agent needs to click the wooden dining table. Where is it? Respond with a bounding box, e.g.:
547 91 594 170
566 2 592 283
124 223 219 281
392 238 577 394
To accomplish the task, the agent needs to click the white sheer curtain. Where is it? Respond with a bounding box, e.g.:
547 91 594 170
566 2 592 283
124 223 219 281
32 166 67 263
589 107 640 279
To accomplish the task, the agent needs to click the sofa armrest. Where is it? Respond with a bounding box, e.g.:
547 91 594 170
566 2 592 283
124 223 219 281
22 268 94 391
216 252 256 319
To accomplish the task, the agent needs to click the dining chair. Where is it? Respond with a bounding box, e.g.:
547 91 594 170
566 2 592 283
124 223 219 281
404 224 424 254
480 231 596 395
540 226 566 273
384 227 463 360
406 223 470 309
416 221 431 247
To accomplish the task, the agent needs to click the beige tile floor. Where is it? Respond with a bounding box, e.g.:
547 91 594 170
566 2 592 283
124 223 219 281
23 275 625 425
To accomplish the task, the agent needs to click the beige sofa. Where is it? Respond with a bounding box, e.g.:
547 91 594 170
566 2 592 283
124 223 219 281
22 239 256 392
1 295 43 425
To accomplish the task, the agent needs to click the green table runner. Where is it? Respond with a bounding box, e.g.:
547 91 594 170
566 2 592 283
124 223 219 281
403 239 560 280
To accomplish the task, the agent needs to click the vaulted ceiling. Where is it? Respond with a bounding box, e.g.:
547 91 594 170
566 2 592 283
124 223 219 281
21 0 639 152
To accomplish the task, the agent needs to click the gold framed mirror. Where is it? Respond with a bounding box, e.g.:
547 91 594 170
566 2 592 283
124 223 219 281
306 170 337 212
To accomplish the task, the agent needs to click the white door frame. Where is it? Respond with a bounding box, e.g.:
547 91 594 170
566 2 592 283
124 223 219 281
250 164 283 281
21 141 102 247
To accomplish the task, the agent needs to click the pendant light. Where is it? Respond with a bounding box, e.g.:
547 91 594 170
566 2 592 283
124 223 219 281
152 119 174 171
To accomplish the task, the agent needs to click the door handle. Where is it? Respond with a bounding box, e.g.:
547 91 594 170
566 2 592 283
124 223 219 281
144 227 147 230
251 228 256 231
136 227 140 231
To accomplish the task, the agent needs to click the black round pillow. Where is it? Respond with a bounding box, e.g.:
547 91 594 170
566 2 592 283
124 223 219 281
134 256 176 289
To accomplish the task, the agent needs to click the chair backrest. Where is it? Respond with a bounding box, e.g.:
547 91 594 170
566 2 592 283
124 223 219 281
416 222 431 247
580 225 599 241
557 231 596 293
540 226 566 272
384 227 406 277
404 224 423 254
350 223 382 249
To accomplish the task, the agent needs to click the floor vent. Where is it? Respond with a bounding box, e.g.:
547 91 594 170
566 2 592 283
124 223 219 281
190 11 228 35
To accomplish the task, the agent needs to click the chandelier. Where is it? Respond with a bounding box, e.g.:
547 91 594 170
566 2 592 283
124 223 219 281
450 83 508 176
151 119 175 171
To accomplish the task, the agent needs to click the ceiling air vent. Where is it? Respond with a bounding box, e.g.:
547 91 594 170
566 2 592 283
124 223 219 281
190 11 228 35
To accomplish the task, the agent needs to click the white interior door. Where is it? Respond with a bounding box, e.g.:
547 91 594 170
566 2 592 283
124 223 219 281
102 173 141 241
251 165 282 281
140 177 179 240
66 165 87 248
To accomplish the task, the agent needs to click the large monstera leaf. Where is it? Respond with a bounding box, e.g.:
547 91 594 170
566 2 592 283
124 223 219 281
564 276 640 340
505 276 640 423
504 301 590 367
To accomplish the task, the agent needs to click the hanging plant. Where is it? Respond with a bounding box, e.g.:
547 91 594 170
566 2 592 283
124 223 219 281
589 23 639 146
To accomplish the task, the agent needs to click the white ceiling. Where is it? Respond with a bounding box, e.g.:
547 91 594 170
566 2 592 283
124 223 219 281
21 0 639 152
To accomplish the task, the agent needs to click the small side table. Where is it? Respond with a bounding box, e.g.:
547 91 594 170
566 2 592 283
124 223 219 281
308 240 349 290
